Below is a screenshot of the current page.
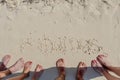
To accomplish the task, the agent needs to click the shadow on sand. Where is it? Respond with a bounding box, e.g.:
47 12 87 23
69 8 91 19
3 67 102 80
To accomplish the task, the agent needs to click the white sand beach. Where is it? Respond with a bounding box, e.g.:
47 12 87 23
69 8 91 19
0 0 120 80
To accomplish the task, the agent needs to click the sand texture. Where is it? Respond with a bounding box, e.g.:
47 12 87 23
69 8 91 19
0 0 120 80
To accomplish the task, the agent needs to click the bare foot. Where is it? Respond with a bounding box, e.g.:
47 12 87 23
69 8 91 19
91 59 107 75
23 61 32 73
56 58 65 75
97 54 120 76
97 54 113 68
32 64 44 80
76 62 87 80
2 55 11 66
9 58 24 73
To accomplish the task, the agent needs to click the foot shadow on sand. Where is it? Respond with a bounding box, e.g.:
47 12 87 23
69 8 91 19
3 67 102 80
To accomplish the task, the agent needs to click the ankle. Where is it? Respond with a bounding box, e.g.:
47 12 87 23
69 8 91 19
3 69 12 76
59 73 65 78
32 77 38 80
101 69 108 75
59 72 65 77
23 69 30 74
110 67 120 71
76 74 84 80
0 63 7 71
23 73 29 78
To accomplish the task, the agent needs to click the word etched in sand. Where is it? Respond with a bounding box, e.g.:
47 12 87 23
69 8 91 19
20 34 103 55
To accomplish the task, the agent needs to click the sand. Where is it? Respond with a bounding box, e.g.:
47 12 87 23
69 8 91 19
0 0 120 80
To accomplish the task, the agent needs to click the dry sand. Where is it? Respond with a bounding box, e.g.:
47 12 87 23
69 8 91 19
0 0 120 80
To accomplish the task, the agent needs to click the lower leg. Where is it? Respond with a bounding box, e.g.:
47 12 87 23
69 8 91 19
8 73 29 80
76 62 87 80
56 58 65 80
108 67 120 76
76 71 84 80
7 61 32 80
97 54 120 76
32 64 44 80
102 70 120 80
56 74 65 80
0 58 24 78
91 60 120 80
0 69 11 78
76 77 83 80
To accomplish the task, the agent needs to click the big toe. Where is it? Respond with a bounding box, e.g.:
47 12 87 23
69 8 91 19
24 61 32 67
91 60 97 67
97 55 107 65
78 62 86 68
78 62 87 72
56 58 64 67
23 61 32 73
35 64 43 72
